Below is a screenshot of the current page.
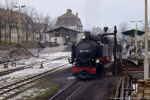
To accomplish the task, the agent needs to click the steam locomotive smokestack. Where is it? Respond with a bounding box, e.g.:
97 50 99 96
84 31 91 39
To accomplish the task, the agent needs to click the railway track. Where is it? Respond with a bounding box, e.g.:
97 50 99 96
0 58 21 64
115 77 134 100
50 80 89 100
0 63 70 99
0 56 32 65
0 56 67 77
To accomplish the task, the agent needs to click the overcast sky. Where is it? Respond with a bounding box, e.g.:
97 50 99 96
2 0 150 30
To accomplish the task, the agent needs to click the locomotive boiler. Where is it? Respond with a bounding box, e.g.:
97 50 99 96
69 31 113 79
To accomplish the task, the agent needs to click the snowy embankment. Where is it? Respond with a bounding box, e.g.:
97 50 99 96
0 52 71 86
0 52 70 70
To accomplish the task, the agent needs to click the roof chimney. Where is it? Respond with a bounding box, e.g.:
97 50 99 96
67 9 72 14
76 13 78 18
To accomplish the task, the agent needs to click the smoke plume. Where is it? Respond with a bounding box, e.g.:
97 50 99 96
84 0 102 29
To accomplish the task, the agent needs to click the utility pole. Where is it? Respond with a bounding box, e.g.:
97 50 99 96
130 20 142 54
135 23 138 53
14 5 25 44
18 6 21 44
144 0 149 80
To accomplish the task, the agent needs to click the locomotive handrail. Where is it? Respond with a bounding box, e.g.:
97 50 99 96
101 33 116 41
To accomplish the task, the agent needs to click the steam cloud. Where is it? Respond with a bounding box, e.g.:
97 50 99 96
84 0 102 29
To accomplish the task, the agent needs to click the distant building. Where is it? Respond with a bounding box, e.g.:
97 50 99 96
55 9 83 31
0 8 33 43
91 26 103 36
47 9 83 45
47 26 81 45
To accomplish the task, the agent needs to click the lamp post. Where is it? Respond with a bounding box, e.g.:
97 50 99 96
144 0 149 80
14 5 25 44
130 20 143 54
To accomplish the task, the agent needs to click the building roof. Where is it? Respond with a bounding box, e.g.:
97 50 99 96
122 29 145 37
55 9 83 27
47 26 82 33
0 8 33 24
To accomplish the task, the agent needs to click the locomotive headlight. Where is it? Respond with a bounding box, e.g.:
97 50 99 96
68 58 72 63
69 58 72 63
96 59 100 63
82 35 86 39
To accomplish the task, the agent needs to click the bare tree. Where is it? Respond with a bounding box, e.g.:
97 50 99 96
7 8 13 43
119 22 130 40
33 12 44 42
2 9 8 43
0 2 7 43
24 7 35 43
0 0 55 44
43 15 51 32
43 15 51 42
4 0 18 43
0 8 4 42
22 7 55 43
0 1 9 43
49 18 56 29
28 8 39 42
119 22 129 32
13 6 36 43
0 13 2 42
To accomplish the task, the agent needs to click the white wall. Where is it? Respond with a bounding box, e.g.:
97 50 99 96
76 33 84 42
50 37 65 45
67 26 77 30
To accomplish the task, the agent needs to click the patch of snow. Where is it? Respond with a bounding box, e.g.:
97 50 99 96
67 76 76 80
40 45 68 53
0 52 70 71
0 52 71 87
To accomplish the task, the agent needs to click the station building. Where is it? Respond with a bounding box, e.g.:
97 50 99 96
47 9 83 45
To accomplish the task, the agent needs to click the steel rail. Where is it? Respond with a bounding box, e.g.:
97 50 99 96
0 63 69 97
120 77 125 100
66 80 89 100
50 80 89 100
49 80 79 100
115 78 122 100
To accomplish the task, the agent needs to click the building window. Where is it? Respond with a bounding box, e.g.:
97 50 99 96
55 38 57 42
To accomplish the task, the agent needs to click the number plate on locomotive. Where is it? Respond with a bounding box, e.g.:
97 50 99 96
79 50 90 53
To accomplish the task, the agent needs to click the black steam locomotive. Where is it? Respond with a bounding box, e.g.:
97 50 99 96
69 31 113 78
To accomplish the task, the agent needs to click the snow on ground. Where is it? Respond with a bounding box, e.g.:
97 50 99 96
0 52 70 70
27 49 39 56
0 50 8 61
3 59 68 79
11 87 47 100
39 52 70 60
40 45 68 53
0 52 71 86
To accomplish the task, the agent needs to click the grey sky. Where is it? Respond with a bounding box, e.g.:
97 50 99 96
3 0 150 29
